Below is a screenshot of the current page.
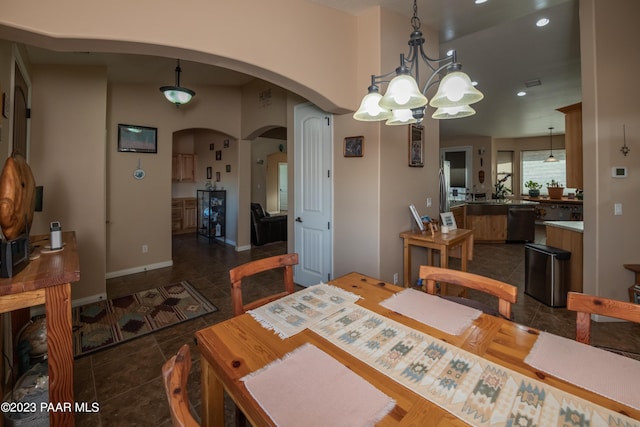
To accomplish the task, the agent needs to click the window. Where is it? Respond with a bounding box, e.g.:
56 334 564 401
521 149 567 195
496 151 513 194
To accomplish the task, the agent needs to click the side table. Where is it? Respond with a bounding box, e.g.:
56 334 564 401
0 231 80 427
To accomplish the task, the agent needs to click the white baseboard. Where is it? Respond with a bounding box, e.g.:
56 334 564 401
106 260 174 279
236 244 251 252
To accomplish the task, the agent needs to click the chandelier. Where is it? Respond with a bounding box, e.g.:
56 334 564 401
160 59 196 107
353 0 483 125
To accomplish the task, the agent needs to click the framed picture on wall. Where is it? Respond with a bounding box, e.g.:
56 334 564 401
206 167 212 179
216 150 222 161
408 124 424 167
344 136 364 157
117 124 157 153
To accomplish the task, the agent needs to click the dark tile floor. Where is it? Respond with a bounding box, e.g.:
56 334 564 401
73 229 640 426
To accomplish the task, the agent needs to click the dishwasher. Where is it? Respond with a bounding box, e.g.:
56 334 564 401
507 205 536 242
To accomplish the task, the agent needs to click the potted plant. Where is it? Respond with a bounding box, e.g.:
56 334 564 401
524 180 542 197
547 179 564 199
493 174 512 200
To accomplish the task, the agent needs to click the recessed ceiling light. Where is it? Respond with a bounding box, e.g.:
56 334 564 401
536 18 550 27
517 91 527 97
472 81 479 87
446 49 455 57
475 0 488 4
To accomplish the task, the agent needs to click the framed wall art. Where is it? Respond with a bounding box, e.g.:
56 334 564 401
408 124 424 167
344 136 364 157
206 167 212 179
118 124 157 153
216 150 222 161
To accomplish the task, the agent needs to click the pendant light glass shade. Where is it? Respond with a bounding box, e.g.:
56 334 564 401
432 105 476 120
160 87 195 105
160 59 196 106
379 73 428 110
353 89 392 121
429 71 483 108
385 108 417 126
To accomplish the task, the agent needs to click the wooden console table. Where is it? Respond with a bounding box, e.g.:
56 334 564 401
0 231 80 427
399 228 473 295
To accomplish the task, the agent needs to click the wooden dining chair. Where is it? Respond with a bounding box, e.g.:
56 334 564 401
419 266 518 319
567 291 640 345
229 253 299 316
162 344 200 427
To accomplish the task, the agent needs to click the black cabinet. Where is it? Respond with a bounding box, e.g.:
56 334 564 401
197 190 226 242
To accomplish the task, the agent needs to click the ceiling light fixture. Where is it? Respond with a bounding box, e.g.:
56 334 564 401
160 59 196 107
517 91 527 97
536 18 550 27
353 0 483 125
544 127 558 162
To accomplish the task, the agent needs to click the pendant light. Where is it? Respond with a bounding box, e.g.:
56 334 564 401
544 127 558 162
160 59 195 107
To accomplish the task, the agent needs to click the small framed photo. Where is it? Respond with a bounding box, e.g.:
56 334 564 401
118 124 157 153
344 136 364 157
216 150 222 161
209 143 214 151
206 167 212 179
408 124 424 167
440 212 457 230
223 139 230 148
226 164 231 173
409 204 424 231
216 171 221 182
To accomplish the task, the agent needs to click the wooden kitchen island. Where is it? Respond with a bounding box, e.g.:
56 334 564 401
545 221 583 292
0 231 80 427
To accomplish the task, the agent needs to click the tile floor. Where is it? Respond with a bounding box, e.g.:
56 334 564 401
72 229 640 426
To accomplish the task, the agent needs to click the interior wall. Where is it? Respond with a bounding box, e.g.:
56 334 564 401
580 0 640 302
107 82 242 276
266 151 287 213
29 64 107 301
251 137 282 209
0 0 359 116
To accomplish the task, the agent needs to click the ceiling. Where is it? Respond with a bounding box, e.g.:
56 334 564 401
19 0 581 139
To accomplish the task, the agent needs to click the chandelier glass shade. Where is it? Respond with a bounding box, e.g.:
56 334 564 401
431 105 476 120
160 59 195 106
353 0 483 125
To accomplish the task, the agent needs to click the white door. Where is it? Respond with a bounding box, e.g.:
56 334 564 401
294 103 332 286
278 163 288 212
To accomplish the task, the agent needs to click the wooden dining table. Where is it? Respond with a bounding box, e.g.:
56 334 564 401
195 272 639 426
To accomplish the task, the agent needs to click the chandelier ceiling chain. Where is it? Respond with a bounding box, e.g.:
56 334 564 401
353 0 483 126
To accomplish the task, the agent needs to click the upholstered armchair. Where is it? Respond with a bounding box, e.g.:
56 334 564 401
250 203 287 246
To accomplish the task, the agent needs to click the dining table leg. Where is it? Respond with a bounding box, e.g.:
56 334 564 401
201 357 225 427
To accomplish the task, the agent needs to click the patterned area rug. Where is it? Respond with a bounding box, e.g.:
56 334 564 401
73 281 217 357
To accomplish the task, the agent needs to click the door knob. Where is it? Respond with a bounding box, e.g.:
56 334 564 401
295 217 303 223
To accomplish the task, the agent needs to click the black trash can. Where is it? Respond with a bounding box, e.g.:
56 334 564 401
524 243 571 307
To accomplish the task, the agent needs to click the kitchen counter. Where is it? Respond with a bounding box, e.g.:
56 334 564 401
451 199 539 206
523 196 583 205
544 220 584 233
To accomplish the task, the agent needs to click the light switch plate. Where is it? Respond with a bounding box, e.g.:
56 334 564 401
614 203 622 215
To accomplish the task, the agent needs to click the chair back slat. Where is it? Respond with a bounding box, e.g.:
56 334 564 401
419 266 517 319
567 292 640 344
229 253 298 316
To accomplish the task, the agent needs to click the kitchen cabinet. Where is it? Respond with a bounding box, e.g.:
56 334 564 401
197 189 226 242
172 153 196 182
545 221 583 293
467 214 507 242
557 102 582 189
171 197 197 234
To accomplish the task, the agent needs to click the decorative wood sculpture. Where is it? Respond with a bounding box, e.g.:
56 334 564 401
0 153 36 241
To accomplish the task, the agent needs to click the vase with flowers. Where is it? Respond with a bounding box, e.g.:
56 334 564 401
547 179 564 199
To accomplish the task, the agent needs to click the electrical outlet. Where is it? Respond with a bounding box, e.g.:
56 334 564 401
142 244 148 253
393 273 398 285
